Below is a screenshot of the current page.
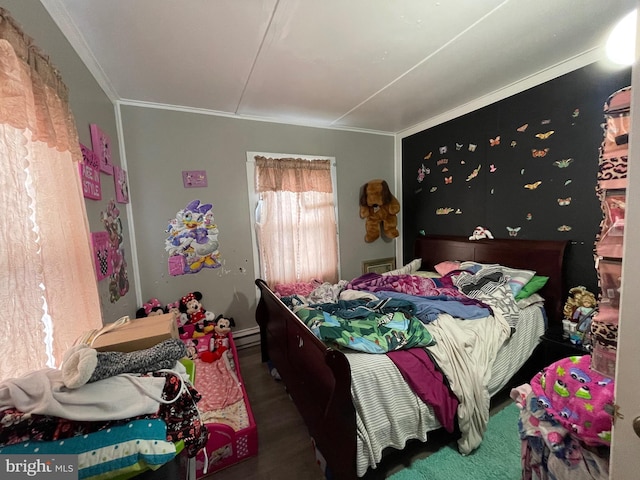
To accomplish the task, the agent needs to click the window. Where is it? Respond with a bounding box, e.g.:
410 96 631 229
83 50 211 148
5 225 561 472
0 11 103 381
246 152 339 287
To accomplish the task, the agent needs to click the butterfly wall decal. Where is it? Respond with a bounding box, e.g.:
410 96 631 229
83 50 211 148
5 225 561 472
572 109 580 118
436 207 454 215
466 165 481 181
489 136 500 146
510 141 517 147
517 124 528 132
468 144 477 152
430 187 438 192
506 226 521 237
553 158 574 168
439 146 447 154
541 119 551 125
489 164 497 173
524 181 542 190
444 176 453 184
535 130 555 139
456 143 463 150
557 197 572 206
424 152 432 160
557 225 572 232
531 148 550 158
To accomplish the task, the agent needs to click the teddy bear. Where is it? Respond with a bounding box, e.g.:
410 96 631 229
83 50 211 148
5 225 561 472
179 291 216 338
359 179 400 243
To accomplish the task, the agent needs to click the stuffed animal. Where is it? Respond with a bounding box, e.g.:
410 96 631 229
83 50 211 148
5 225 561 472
469 225 494 240
202 315 236 363
135 298 165 318
359 179 400 243
179 291 216 338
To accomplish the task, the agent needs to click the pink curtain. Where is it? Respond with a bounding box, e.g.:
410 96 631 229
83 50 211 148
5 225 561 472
254 156 338 287
0 9 102 380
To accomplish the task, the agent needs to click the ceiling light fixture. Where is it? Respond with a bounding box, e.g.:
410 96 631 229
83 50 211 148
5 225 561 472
606 9 637 66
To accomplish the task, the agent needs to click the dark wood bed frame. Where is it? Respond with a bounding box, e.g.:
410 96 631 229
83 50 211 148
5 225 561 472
255 235 568 480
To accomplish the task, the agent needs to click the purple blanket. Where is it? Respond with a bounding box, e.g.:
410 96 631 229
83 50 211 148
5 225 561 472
387 348 459 433
347 272 468 299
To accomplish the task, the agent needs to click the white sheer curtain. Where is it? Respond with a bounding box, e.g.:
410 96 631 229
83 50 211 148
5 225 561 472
0 9 102 380
254 156 338 287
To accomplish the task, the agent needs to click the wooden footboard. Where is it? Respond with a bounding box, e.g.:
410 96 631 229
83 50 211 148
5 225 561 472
255 278 357 480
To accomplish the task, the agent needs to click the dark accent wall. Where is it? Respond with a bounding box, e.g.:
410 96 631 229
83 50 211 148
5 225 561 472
402 62 631 293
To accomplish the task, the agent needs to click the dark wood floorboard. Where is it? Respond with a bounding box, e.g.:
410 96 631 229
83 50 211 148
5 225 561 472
205 344 521 480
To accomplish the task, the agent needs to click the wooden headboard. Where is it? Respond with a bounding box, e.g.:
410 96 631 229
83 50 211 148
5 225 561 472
414 235 569 326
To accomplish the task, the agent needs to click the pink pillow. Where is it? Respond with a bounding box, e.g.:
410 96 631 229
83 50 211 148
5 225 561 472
434 261 461 276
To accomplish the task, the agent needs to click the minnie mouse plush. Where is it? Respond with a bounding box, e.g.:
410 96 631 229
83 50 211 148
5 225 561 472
179 291 215 337
135 298 165 318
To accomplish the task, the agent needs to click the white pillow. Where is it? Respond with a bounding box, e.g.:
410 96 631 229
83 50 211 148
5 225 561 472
382 258 422 276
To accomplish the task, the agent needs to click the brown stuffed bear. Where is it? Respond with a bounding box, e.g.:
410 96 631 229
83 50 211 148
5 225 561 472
359 179 400 242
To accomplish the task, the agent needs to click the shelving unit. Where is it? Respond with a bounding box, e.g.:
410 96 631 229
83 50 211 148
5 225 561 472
591 86 631 377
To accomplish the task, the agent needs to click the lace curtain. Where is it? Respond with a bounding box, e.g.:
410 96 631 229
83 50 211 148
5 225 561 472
0 9 102 380
254 156 339 287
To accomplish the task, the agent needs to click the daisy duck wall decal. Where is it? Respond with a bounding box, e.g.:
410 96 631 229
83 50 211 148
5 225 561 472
165 199 222 275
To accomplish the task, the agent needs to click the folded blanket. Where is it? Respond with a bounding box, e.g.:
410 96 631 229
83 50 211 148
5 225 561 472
61 338 187 389
0 369 166 421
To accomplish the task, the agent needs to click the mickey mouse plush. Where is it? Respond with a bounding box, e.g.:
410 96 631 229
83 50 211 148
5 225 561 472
179 291 215 337
199 315 236 363
359 179 400 243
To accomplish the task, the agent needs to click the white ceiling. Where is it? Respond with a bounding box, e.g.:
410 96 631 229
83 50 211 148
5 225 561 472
41 0 636 135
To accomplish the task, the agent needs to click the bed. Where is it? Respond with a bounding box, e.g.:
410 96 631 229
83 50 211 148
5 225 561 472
255 234 568 480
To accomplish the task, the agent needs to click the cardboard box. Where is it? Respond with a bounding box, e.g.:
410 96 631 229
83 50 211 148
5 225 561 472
92 314 179 352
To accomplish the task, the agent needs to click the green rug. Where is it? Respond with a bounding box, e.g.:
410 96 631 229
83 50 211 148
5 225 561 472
390 403 521 480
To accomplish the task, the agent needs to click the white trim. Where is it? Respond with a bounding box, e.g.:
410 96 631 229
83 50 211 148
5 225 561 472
245 152 341 286
396 48 604 139
118 99 394 137
114 102 143 307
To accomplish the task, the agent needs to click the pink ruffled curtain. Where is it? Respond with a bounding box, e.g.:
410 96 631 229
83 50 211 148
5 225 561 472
254 156 338 287
0 9 102 380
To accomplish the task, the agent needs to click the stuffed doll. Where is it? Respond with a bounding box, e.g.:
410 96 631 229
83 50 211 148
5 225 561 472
469 225 494 240
135 298 165 318
359 179 400 243
179 291 216 338
201 315 236 363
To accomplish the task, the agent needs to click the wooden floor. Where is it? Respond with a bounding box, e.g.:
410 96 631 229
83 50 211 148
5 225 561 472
206 343 519 480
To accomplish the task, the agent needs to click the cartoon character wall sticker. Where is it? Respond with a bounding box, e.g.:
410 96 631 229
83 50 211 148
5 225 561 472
100 198 129 302
165 199 222 276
